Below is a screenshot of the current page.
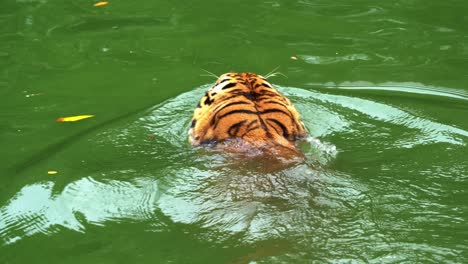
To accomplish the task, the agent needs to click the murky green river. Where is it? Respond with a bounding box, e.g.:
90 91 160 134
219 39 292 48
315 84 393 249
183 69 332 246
1 0 468 263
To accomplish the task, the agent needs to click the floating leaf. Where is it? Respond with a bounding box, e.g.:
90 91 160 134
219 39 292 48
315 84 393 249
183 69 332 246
94 1 108 7
47 171 58 175
55 115 95 122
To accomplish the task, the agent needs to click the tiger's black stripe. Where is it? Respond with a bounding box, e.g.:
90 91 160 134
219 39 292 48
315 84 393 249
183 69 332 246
257 96 288 102
214 109 258 128
203 96 214 106
221 82 237 90
241 125 260 137
210 101 251 125
246 119 258 130
266 118 291 140
217 78 231 84
223 88 244 94
228 120 247 136
260 108 293 118
257 89 276 94
262 100 289 108
260 108 298 132
253 103 269 132
218 109 258 119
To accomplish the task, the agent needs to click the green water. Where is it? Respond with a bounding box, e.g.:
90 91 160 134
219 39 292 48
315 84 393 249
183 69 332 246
1 0 468 263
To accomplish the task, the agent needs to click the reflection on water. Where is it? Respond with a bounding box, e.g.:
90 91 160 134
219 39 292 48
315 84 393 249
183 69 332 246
1 83 467 262
0 177 158 244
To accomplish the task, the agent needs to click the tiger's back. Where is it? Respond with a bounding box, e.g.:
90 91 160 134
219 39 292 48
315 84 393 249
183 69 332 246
189 72 307 156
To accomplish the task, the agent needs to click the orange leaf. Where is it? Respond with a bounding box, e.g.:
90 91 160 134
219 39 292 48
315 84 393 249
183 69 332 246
55 115 95 122
94 1 108 7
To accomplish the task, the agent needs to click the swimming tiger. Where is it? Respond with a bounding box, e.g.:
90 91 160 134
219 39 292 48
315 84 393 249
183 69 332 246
188 72 307 157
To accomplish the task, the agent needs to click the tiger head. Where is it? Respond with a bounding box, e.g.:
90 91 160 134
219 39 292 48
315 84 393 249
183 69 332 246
188 72 307 156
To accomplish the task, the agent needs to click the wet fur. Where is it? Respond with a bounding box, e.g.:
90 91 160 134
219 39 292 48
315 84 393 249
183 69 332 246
189 72 307 156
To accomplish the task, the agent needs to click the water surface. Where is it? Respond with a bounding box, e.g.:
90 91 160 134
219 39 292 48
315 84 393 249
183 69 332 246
1 0 467 263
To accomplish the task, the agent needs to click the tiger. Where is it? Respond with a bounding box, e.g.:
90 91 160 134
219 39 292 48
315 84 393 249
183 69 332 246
188 72 307 157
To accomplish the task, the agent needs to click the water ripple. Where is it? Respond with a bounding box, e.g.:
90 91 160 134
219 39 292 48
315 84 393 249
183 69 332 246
299 53 371 65
0 177 158 245
287 85 468 146
1 83 466 262
315 81 468 101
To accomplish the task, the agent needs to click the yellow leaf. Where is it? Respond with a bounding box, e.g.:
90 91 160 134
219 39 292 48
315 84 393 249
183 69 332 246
94 1 109 7
56 115 95 122
48 171 58 175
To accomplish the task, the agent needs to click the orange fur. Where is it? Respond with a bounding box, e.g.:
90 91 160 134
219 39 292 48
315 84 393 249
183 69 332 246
189 72 307 156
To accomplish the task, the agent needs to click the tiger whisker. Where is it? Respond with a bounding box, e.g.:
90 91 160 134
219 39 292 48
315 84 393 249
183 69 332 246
201 68 219 79
200 74 218 78
266 71 288 79
264 66 281 79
